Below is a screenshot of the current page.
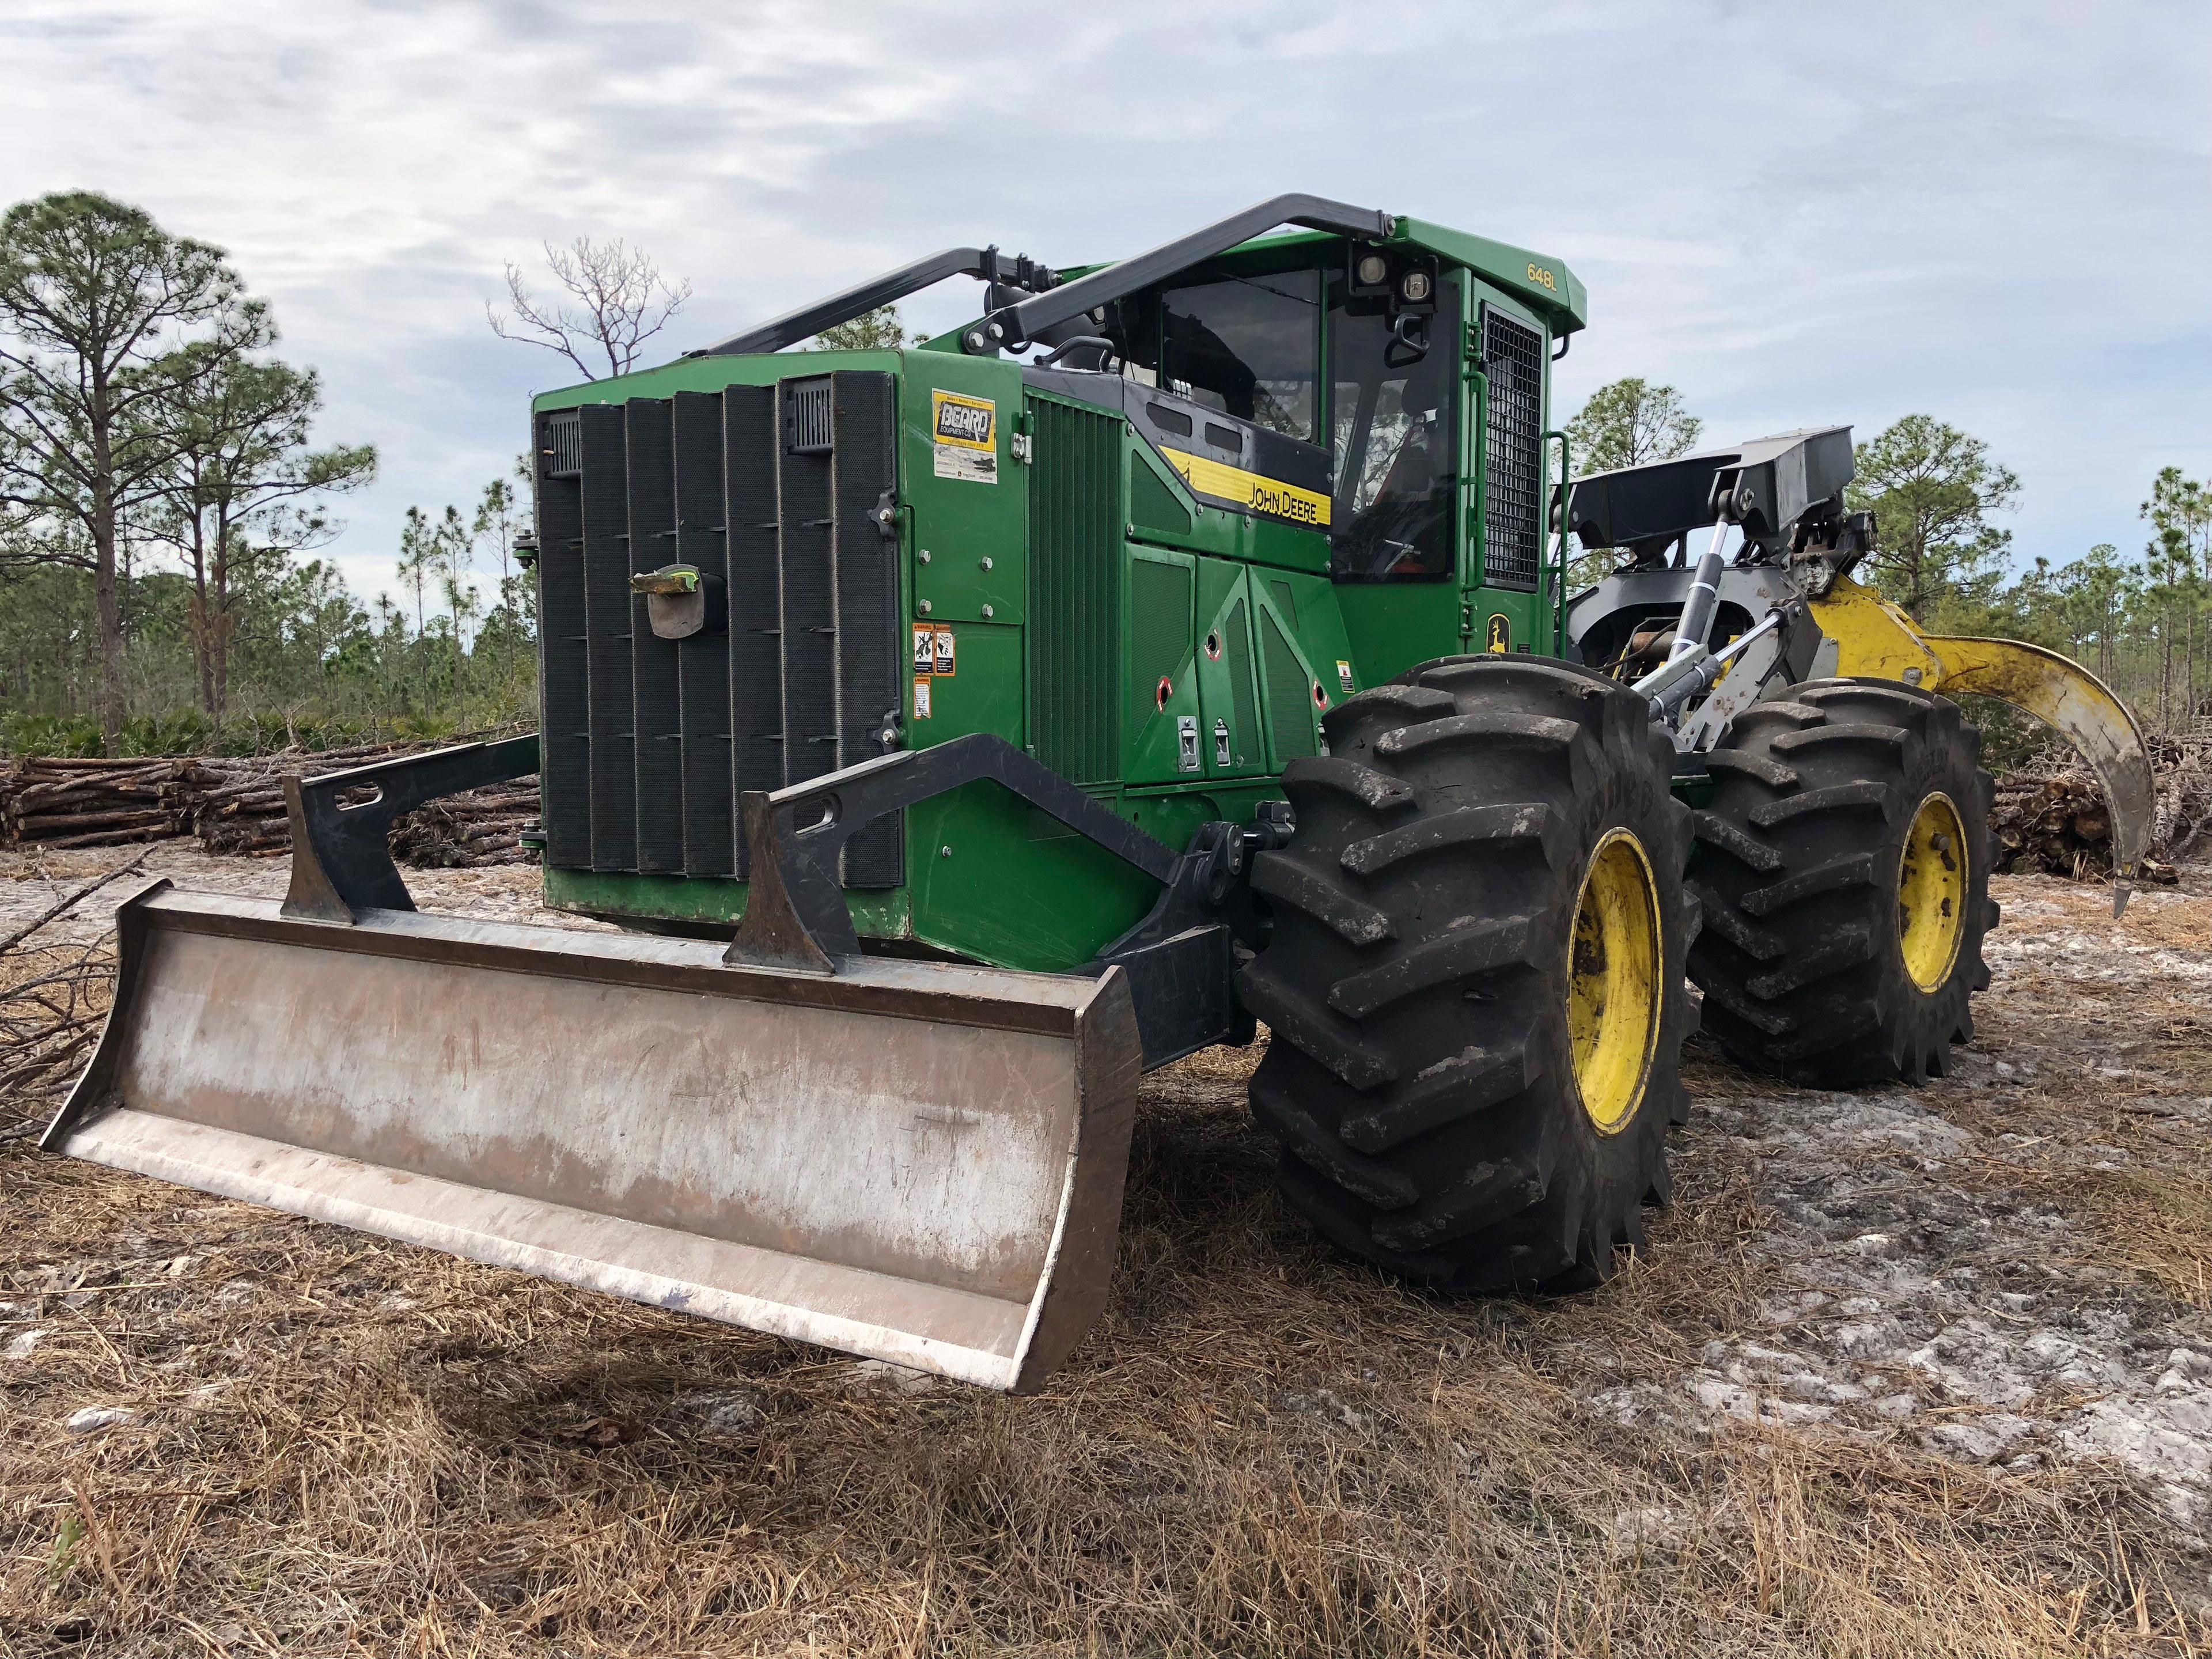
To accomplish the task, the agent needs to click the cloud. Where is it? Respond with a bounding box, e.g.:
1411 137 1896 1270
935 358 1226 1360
2 0 2205 603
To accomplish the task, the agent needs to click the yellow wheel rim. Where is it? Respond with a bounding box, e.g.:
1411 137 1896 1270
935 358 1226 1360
1898 791 1968 992
1567 828 1663 1135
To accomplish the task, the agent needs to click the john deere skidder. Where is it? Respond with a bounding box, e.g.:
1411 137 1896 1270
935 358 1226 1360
47 195 2154 1390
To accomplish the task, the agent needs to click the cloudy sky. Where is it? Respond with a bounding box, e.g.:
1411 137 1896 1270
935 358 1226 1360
3 1 2205 605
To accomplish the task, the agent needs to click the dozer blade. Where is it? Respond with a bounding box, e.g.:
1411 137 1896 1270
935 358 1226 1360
44 882 1140 1391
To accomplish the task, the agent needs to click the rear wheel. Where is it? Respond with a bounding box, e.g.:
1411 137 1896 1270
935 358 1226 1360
1686 677 1998 1087
1236 656 1694 1291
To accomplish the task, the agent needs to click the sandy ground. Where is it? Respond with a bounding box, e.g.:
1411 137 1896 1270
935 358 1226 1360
0 846 2208 1655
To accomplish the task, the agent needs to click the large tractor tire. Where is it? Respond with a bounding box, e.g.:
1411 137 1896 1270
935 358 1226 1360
1236 656 1695 1291
1686 677 1997 1088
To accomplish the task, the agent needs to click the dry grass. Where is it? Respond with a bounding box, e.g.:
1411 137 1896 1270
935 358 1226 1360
1 880 2207 1654
1943 880 2212 1315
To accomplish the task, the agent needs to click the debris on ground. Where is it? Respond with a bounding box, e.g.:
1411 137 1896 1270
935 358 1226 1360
0 846 2207 1654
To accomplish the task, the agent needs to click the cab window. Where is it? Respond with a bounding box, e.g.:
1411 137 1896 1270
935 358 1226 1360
1157 271 1321 442
1327 282 1457 581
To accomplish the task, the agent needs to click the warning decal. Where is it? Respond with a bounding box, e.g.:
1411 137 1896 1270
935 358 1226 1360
913 677 933 719
913 624 935 675
931 390 998 484
933 628 956 677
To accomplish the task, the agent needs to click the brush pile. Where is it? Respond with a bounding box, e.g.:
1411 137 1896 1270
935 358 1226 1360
1991 722 2212 881
0 741 540 868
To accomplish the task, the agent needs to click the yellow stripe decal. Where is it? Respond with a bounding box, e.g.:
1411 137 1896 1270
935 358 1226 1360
1162 448 1332 529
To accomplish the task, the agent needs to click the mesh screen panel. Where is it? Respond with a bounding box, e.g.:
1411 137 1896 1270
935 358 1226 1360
1260 603 1318 763
1224 597 1261 769
1129 464 1192 536
1483 309 1544 592
1130 559 1192 703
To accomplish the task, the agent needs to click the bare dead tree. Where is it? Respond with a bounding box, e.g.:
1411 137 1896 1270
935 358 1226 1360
487 237 694 381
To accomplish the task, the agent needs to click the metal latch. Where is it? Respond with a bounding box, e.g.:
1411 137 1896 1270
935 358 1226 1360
630 565 724 639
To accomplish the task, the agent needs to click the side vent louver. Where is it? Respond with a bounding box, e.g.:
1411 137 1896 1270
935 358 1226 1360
1027 396 1121 786
541 408 582 479
783 376 835 454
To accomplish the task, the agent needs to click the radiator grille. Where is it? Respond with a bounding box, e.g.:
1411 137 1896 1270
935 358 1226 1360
1483 308 1544 592
1028 396 1121 786
1259 604 1319 764
533 372 903 888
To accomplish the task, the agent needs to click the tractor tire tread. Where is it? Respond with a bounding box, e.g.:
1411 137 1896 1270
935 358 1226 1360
1239 655 1690 1292
1687 677 1997 1089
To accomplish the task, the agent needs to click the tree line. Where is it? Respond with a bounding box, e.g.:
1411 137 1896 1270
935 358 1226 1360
2 190 2201 757
0 196 914 757
0 192 536 756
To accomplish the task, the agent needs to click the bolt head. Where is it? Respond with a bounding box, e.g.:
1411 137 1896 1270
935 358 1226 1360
918 600 931 615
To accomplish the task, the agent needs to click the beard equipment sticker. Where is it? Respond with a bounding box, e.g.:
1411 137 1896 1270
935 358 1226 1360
931 390 997 484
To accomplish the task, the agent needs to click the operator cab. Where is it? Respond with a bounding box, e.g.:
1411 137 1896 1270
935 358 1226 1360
1024 238 1460 583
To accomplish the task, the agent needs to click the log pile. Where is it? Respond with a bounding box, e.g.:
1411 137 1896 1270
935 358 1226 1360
190 745 540 866
0 757 222 849
189 741 425 858
1991 724 2212 882
387 781 540 868
1 741 540 869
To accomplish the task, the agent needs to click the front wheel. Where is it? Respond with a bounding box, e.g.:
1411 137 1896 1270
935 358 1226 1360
1235 656 1695 1291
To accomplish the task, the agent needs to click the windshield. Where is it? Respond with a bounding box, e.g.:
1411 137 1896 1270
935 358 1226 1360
1327 285 1456 581
1157 271 1321 443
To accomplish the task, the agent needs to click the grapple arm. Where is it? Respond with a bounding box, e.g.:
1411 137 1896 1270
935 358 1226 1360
1809 577 2155 912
